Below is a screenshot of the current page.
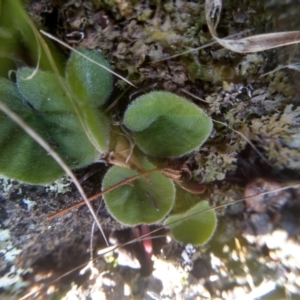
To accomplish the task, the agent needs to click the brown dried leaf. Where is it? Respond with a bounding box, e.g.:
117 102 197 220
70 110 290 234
177 181 207 195
108 134 145 173
161 168 182 181
205 0 300 53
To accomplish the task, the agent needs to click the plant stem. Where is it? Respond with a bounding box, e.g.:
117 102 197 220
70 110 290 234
48 168 160 219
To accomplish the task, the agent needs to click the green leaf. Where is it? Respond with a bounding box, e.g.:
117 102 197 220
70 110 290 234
66 48 113 107
0 73 101 184
16 68 101 166
16 67 73 113
164 199 217 246
0 47 114 184
124 91 213 157
102 157 175 225
65 48 113 152
0 78 64 183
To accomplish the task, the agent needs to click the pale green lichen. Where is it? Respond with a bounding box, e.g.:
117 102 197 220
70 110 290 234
246 105 300 170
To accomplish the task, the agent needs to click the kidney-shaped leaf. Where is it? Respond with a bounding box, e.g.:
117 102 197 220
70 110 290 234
124 91 213 158
102 157 175 225
164 200 217 246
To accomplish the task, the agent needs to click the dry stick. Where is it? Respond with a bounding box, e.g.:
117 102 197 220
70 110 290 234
48 168 160 220
19 182 300 300
151 40 217 63
40 30 137 88
0 102 109 246
150 29 253 63
79 198 104 279
180 88 208 103
14 2 60 79
260 44 300 77
48 114 274 220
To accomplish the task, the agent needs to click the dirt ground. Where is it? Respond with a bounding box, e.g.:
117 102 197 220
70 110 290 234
1 0 300 299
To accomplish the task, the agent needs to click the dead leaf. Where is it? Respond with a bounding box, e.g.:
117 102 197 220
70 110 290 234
205 0 300 53
161 168 182 181
177 181 207 195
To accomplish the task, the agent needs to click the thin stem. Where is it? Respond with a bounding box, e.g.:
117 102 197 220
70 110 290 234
212 119 273 168
40 30 137 88
48 168 160 219
180 88 208 103
19 181 300 300
0 102 109 246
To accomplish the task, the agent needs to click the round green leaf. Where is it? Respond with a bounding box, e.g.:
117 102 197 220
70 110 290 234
66 48 113 107
164 200 217 246
102 158 175 225
124 91 213 157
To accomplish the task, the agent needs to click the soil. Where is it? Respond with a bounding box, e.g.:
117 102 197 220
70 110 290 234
1 0 300 299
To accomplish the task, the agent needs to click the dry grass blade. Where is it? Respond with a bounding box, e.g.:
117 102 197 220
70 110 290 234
260 44 300 76
215 31 300 54
150 30 253 63
40 30 137 88
21 33 41 81
19 181 300 300
205 0 300 53
0 102 108 246
151 41 217 63
288 61 300 71
48 168 160 219
212 119 273 168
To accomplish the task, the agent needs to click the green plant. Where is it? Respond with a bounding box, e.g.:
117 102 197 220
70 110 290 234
102 156 175 225
0 48 112 184
164 188 217 245
0 45 216 245
124 91 213 158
